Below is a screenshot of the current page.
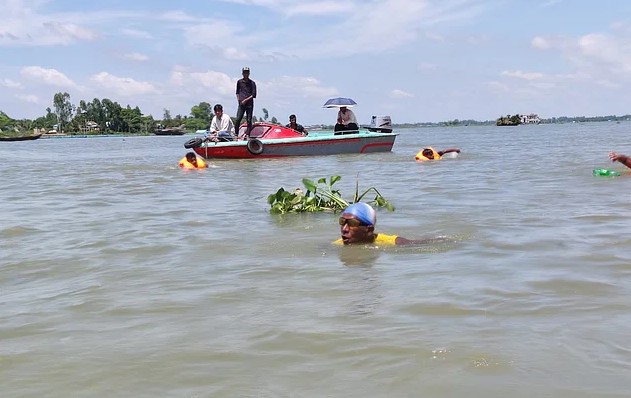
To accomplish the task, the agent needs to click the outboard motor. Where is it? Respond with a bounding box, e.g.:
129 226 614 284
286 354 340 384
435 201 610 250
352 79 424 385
368 115 392 133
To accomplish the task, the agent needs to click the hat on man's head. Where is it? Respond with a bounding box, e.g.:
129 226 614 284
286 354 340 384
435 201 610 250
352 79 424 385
342 202 376 226
242 66 250 72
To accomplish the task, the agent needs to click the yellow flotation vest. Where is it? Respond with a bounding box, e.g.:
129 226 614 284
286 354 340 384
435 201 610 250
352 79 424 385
415 147 441 161
332 233 399 246
179 156 207 169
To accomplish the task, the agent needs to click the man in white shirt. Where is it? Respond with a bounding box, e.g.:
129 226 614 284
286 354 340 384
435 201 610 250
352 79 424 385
209 104 236 141
334 106 359 133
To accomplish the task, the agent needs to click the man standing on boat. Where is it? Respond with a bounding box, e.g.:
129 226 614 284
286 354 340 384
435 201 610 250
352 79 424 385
235 66 257 139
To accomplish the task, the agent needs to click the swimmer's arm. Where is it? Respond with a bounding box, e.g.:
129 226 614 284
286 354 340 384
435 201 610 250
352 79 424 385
609 152 631 169
438 148 460 156
395 236 437 245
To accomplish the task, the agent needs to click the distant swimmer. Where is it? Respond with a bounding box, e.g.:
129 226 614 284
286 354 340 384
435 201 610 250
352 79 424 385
333 202 438 246
415 147 460 161
179 152 208 169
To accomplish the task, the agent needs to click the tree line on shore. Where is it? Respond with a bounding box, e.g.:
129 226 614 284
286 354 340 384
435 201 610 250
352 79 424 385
2 91 630 134
0 92 280 135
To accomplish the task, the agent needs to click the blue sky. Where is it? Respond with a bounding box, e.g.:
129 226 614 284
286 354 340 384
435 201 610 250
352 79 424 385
2 0 631 125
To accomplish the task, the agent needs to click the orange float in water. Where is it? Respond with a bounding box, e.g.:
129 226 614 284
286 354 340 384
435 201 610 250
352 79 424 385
179 153 208 169
415 147 441 161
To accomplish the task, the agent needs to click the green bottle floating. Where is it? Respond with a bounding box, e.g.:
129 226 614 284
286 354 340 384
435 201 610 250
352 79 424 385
593 168 621 177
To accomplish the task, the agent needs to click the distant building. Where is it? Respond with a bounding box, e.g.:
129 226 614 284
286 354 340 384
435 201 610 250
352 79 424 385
521 113 541 124
79 121 100 133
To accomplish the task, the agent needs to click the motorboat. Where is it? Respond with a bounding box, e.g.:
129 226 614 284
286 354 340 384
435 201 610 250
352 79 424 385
183 121 397 159
155 125 186 135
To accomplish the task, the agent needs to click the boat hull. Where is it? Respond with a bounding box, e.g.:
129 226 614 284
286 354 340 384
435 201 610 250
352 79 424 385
155 130 186 136
192 131 397 159
0 134 43 142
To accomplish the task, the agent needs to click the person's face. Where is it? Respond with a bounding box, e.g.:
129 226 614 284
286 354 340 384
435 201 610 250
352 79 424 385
189 156 198 165
340 106 347 113
422 148 434 159
242 71 250 79
215 109 223 117
289 117 296 124
339 214 374 245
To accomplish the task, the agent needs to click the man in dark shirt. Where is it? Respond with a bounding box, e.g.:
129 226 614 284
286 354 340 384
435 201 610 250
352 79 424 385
235 67 257 138
285 114 308 135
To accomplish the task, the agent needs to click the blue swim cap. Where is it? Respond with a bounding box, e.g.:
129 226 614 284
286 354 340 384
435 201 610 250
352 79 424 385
342 202 376 226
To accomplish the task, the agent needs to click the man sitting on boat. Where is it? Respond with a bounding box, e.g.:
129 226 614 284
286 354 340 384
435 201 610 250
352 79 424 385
285 114 308 136
334 106 359 134
334 202 437 246
208 104 236 141
179 152 208 169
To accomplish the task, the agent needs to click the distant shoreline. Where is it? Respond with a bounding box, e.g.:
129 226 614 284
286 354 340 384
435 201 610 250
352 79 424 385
33 118 629 138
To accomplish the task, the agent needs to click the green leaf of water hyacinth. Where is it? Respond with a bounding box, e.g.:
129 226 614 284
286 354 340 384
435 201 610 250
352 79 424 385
268 176 394 213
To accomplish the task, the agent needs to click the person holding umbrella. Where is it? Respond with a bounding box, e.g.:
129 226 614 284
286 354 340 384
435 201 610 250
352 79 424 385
335 106 358 133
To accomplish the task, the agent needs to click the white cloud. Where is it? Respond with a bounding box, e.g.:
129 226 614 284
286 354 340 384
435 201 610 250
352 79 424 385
123 52 149 62
501 70 544 80
283 1 354 16
418 62 436 70
42 21 99 43
16 94 39 103
120 28 153 40
20 66 77 87
390 89 414 98
487 81 510 93
540 0 563 7
169 69 235 94
183 22 252 60
531 36 551 50
158 10 198 23
90 72 157 96
425 32 445 42
1 78 22 88
263 76 337 99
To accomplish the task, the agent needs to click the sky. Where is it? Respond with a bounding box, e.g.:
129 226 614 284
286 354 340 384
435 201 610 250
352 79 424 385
2 0 631 125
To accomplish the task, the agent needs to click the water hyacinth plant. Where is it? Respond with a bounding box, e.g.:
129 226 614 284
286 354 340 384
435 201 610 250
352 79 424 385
267 175 395 214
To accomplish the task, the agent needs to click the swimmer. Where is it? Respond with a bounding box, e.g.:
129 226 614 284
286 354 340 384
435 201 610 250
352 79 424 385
179 152 208 169
415 147 460 161
334 202 437 246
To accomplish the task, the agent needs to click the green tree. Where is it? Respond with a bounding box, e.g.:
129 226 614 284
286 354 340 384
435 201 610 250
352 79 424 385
53 92 74 133
0 111 12 130
163 109 172 127
121 106 143 133
102 99 124 132
33 108 57 130
190 102 213 123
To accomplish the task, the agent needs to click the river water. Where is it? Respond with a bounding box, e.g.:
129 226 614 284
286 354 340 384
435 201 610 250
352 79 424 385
2 122 631 397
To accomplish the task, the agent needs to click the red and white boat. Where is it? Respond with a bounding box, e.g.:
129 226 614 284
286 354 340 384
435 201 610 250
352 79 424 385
184 121 397 159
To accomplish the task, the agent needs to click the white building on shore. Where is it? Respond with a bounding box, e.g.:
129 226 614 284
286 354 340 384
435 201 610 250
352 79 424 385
521 113 541 124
